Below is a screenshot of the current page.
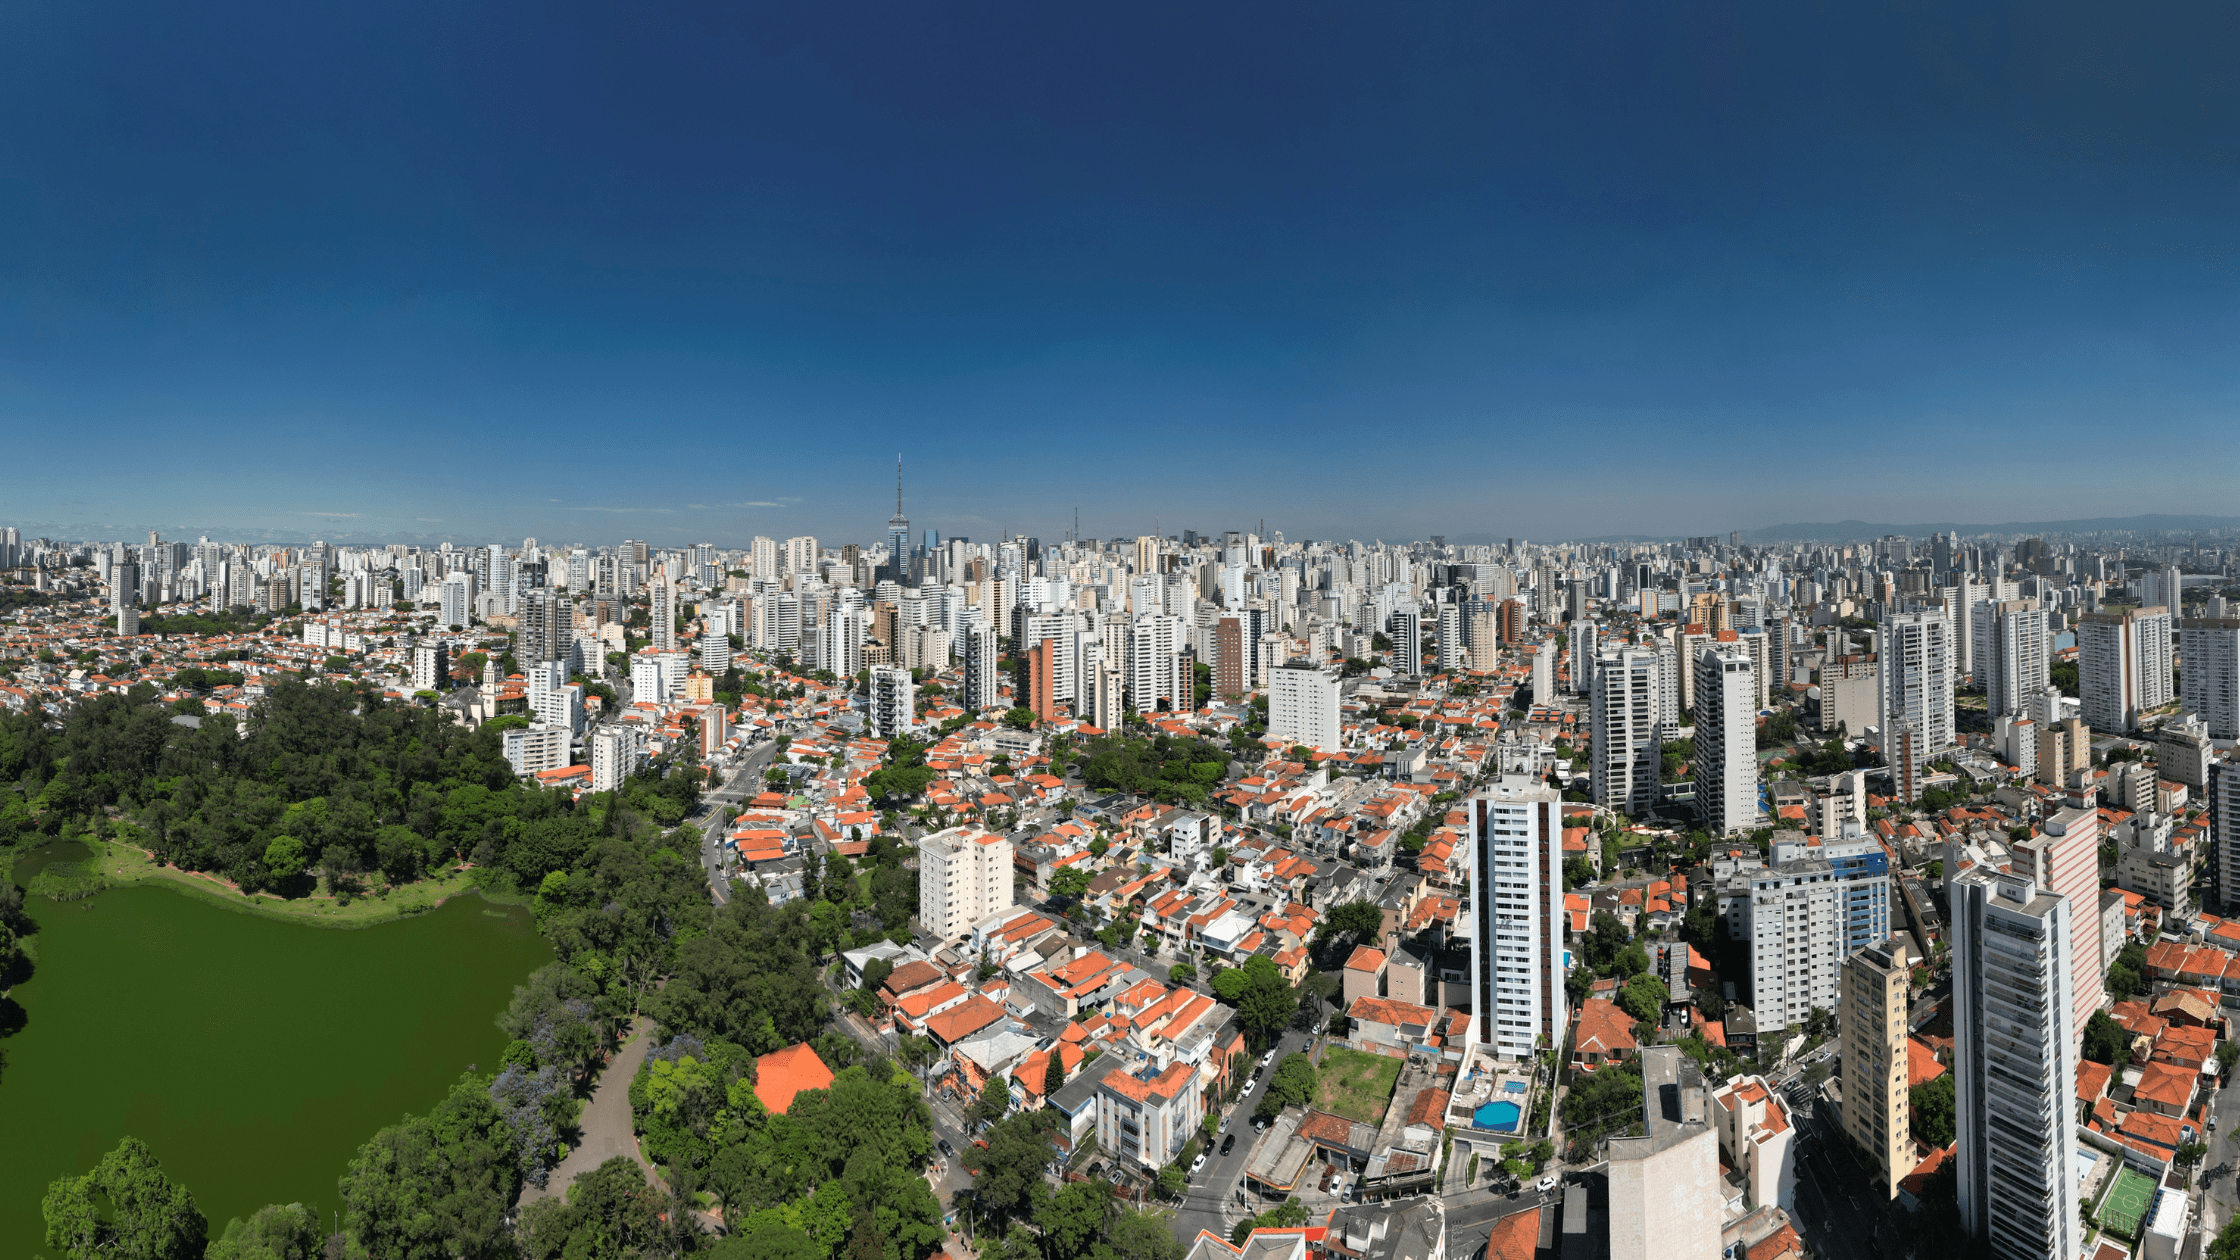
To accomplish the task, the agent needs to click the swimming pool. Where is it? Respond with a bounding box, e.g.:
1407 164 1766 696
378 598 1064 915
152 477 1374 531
1474 1100 1522 1131
1503 1080 1527 1094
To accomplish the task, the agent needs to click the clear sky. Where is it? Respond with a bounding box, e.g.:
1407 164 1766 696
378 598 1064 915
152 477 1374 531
3 1 2237 547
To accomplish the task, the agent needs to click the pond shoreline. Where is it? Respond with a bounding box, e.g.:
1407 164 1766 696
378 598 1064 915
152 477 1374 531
87 842 530 930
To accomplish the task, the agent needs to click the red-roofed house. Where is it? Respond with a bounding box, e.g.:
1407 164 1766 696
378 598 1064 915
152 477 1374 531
754 1043 835 1115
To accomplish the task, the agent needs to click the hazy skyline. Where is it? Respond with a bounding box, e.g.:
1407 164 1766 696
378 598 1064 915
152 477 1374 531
5 1 2239 545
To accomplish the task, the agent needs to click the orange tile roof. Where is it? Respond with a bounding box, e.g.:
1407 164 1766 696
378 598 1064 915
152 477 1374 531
753 1042 835 1115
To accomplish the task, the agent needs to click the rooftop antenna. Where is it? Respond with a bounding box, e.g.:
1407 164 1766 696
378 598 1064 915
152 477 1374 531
895 454 903 516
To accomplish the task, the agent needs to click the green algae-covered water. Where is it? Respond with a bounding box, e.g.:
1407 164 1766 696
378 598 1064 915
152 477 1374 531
1 842 553 1258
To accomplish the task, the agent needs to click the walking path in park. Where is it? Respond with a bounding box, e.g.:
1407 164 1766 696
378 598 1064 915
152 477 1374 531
522 1020 658 1206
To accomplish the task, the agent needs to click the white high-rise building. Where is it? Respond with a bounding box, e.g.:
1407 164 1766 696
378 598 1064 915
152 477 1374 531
869 665 915 739
1436 604 1463 673
1876 609 1953 755
2077 605 2172 733
1740 862 1844 1035
783 536 819 577
1466 773 1565 1062
962 626 1002 712
1126 613 1189 713
1389 609 1422 677
502 725 570 778
697 631 731 676
751 536 779 581
1952 868 2078 1260
650 580 677 652
1975 598 2047 718
440 573 474 629
1268 663 1341 752
1590 648 1663 816
2180 617 2240 739
1693 645 1758 836
411 643 449 693
2215 760 2240 916
590 725 647 792
1530 639 1555 703
918 826 1015 942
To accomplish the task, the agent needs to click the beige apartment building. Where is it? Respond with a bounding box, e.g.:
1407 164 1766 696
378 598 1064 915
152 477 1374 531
917 826 1015 942
1841 938 1917 1198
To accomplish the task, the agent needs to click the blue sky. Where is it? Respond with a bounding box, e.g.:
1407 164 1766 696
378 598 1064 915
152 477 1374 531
3 1 2237 546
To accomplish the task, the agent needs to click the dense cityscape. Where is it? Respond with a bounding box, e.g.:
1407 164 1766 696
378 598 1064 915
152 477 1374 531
8 506 2240 1260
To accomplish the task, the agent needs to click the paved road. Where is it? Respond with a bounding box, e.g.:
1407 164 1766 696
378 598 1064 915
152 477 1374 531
1172 1029 1312 1244
1788 1111 1900 1260
523 1020 658 1205
2201 1062 2238 1239
1446 1183 1559 1258
689 740 780 905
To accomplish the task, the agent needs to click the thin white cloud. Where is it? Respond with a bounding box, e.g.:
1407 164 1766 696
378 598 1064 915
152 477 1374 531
296 511 362 518
728 500 792 508
568 506 675 514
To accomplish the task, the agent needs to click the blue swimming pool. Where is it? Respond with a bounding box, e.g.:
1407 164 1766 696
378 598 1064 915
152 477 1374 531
1474 1100 1522 1131
1503 1080 1527 1094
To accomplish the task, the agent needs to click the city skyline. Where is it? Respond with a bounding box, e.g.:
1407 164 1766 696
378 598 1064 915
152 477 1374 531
6 3 2240 541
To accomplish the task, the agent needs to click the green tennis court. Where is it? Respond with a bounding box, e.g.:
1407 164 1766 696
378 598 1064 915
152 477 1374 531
2099 1166 2156 1239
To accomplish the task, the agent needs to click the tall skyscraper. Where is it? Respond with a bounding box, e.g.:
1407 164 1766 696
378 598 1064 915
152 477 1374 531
2180 617 2240 738
1693 645 1758 836
2013 806 2103 1045
1268 663 1341 752
1876 609 1954 755
650 580 677 652
1436 603 1462 673
1389 609 1422 677
1530 639 1555 703
869 666 915 738
1466 773 1564 1061
885 456 913 585
962 626 1002 712
1841 938 1918 1199
2077 605 2173 733
1975 598 2047 718
1590 648 1664 817
1952 867 2078 1260
411 643 450 693
2215 760 2240 916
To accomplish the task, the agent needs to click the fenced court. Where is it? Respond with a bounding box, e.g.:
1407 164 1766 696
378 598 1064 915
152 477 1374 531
2097 1166 2156 1240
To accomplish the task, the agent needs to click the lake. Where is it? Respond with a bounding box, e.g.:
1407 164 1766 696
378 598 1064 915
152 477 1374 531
2 843 553 1258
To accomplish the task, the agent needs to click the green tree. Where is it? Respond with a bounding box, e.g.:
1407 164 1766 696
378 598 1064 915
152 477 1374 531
1255 1053 1318 1120
1211 955 1301 1047
965 1109 1063 1227
1167 962 1197 985
1043 1052 1066 1099
2081 1010 2129 1066
43 1137 208 1260
518 1157 664 1260
338 1074 523 1260
1581 911 1629 971
1617 974 1668 1023
970 1074 1012 1128
1003 708 1038 731
1048 866 1093 902
1911 1073 1956 1148
1613 943 1649 980
262 834 306 883
207 1203 323 1260
1321 900 1383 944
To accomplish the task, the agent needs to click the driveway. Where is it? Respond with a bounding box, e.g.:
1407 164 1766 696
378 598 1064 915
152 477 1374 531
523 1020 658 1205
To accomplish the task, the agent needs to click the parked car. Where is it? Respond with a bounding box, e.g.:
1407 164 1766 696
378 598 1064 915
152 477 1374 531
1537 1175 1558 1193
1221 1133 1237 1156
1260 1049 1277 1068
1191 1152 1208 1175
937 1139 955 1158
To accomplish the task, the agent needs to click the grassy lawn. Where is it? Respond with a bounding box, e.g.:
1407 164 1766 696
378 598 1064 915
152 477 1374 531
1315 1047 1404 1124
99 842 507 928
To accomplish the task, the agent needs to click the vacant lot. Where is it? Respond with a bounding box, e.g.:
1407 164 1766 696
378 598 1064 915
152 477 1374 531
1316 1047 1403 1124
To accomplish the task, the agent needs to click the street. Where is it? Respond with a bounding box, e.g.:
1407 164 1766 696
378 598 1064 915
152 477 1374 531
1446 1182 1559 1258
686 739 780 905
1787 1111 1900 1260
1171 1028 1313 1245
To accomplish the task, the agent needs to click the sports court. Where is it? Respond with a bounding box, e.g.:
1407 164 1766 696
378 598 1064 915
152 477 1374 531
2097 1166 2156 1239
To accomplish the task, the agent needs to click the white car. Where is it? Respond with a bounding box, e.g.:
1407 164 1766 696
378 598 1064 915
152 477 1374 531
1537 1175 1558 1193
1260 1049 1277 1068
1191 1153 1208 1175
